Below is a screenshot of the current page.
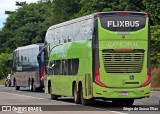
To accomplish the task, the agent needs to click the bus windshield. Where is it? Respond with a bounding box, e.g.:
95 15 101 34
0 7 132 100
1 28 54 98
100 15 146 32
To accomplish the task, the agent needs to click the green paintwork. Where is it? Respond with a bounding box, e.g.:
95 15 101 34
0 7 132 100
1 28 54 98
92 18 150 98
45 40 93 98
45 15 150 100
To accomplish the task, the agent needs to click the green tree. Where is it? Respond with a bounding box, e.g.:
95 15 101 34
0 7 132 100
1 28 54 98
150 25 160 67
0 0 159 69
143 0 160 25
0 1 53 53
75 0 145 17
51 0 81 24
0 53 12 79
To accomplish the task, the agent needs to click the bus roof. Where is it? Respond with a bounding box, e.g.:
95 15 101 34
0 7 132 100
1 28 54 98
48 13 94 30
48 11 147 30
14 43 44 51
95 11 147 15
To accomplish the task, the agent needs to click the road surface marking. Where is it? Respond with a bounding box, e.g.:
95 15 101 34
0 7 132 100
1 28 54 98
0 91 127 114
0 91 49 100
16 111 23 113
134 101 144 105
110 111 127 114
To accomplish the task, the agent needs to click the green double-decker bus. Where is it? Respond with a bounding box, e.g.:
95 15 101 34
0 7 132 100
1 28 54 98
44 11 151 106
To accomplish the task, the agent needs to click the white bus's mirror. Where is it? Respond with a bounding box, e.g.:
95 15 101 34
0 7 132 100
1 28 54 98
6 58 13 66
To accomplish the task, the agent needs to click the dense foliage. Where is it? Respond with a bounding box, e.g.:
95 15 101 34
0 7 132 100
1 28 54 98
0 0 160 78
151 25 160 67
0 1 53 53
0 53 12 79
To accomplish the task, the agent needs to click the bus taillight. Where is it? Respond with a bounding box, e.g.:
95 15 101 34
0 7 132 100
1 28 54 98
95 67 105 87
40 67 44 81
145 13 148 17
141 67 151 87
96 14 102 17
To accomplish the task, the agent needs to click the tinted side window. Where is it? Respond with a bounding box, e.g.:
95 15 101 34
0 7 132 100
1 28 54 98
48 59 79 75
68 59 79 75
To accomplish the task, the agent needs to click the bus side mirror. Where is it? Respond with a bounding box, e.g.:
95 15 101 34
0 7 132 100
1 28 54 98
47 64 55 70
6 58 12 66
37 55 40 64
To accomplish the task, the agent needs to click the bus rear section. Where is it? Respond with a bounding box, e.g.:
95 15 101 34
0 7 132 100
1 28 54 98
11 44 44 92
92 12 151 105
37 45 45 90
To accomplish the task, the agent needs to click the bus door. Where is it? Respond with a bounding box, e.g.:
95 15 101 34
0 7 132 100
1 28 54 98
37 50 44 86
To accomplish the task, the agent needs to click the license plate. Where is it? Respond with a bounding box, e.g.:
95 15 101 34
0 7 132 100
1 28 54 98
119 92 128 96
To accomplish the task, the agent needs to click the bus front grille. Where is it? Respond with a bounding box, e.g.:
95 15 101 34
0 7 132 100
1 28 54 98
102 49 144 73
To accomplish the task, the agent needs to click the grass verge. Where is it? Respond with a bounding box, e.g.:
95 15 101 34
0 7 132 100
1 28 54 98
0 78 5 85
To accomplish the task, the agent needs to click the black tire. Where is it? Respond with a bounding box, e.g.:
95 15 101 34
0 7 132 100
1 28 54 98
7 80 11 87
49 85 58 100
7 82 9 87
29 80 37 92
80 86 91 105
15 80 20 90
51 94 58 100
29 80 33 92
13 79 15 87
8 83 11 87
73 84 80 104
32 84 36 92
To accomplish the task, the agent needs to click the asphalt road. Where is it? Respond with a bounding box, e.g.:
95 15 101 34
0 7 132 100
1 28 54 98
0 85 160 114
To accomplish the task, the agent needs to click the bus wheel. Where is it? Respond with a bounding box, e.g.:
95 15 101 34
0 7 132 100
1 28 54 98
7 82 9 87
15 80 20 90
51 94 58 100
8 81 11 87
73 84 80 104
80 86 90 105
32 84 37 92
29 80 33 92
13 79 16 87
32 80 37 92
49 86 58 100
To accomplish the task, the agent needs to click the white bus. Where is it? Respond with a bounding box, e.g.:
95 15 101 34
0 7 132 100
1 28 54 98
11 44 44 92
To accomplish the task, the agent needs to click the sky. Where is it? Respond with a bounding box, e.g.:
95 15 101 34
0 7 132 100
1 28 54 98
0 0 38 29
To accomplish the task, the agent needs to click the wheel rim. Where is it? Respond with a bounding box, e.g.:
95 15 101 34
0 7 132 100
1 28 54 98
33 84 36 92
74 86 77 101
15 81 17 89
49 85 52 94
29 81 32 90
80 87 83 104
